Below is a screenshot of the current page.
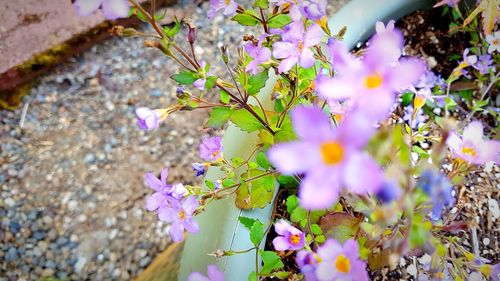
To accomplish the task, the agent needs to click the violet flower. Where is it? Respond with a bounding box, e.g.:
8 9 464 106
145 168 187 213
375 20 395 34
315 239 369 281
403 105 427 129
158 196 200 242
208 0 238 19
299 0 327 21
485 31 500 54
418 170 454 221
322 25 424 121
191 163 206 177
199 136 223 161
244 40 271 75
447 121 500 164
187 264 224 281
416 70 446 90
272 220 305 251
268 106 383 209
74 0 130 20
273 23 324 73
376 180 402 204
296 250 320 281
472 54 494 75
135 107 160 131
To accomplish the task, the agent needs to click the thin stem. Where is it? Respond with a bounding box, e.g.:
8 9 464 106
224 61 245 101
251 96 269 124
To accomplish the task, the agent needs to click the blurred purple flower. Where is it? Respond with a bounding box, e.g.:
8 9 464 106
273 23 324 73
244 40 271 75
375 20 395 34
447 121 500 164
158 196 200 242
208 0 238 19
296 250 319 281
191 163 206 177
315 239 369 281
472 54 494 75
74 0 130 20
416 70 446 90
268 106 383 209
403 105 427 129
199 136 223 161
376 180 402 204
188 264 224 281
417 170 454 221
299 0 327 21
272 220 305 251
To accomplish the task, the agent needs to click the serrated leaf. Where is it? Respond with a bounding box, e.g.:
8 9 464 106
258 129 275 145
256 151 271 169
232 13 259 26
250 220 265 246
230 107 266 133
235 170 276 209
260 250 284 274
311 224 323 235
267 14 292 28
246 71 269 95
239 216 257 230
207 107 233 128
286 195 299 213
315 235 326 243
205 76 217 89
290 207 307 223
171 71 197 85
254 0 269 8
164 20 180 38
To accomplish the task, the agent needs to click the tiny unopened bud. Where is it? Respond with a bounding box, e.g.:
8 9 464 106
220 45 229 64
188 27 196 44
144 40 159 48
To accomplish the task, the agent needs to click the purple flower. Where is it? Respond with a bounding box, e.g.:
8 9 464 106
187 264 224 281
296 250 320 281
199 136 223 161
447 121 500 164
191 163 206 177
145 168 187 213
376 180 402 204
299 0 327 21
322 26 425 121
135 107 160 131
417 170 454 221
272 220 305 251
208 0 238 19
472 54 494 75
434 0 461 7
416 70 446 90
402 105 427 129
486 31 500 54
409 85 434 110
315 239 369 281
273 23 324 73
244 41 272 75
268 106 383 209
375 20 395 34
74 0 130 20
158 196 200 242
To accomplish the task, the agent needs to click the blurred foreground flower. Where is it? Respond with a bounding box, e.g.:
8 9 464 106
188 264 224 281
208 0 238 19
272 220 305 251
74 0 130 20
418 170 454 221
447 121 500 164
315 239 369 281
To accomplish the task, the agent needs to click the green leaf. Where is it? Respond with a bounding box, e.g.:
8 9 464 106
235 170 276 209
230 107 266 133
232 14 259 26
205 76 217 90
267 14 292 28
222 178 237 187
315 235 326 243
412 145 429 158
260 250 284 274
319 212 362 243
250 220 265 246
220 90 230 104
286 195 299 213
232 157 244 166
401 92 414 107
290 207 307 223
272 271 290 279
254 0 269 8
171 71 197 85
239 216 257 230
205 180 215 190
258 130 274 145
311 224 323 235
207 107 233 128
248 271 258 281
256 151 271 169
246 71 269 96
164 20 180 38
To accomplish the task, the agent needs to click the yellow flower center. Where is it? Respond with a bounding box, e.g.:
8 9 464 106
493 39 499 46
289 234 301 245
212 150 219 158
178 210 186 220
320 142 344 165
364 73 383 89
334 254 351 273
225 0 231 5
462 147 476 157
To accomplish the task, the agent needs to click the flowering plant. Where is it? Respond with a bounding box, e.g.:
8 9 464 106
75 0 499 280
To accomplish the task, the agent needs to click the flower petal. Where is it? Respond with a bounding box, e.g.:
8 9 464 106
387 58 426 90
182 196 199 215
169 223 185 242
274 219 291 235
184 219 200 234
207 265 224 281
299 48 315 69
187 272 211 281
102 0 130 20
146 192 164 211
144 172 162 191
74 0 103 16
304 24 324 47
299 167 340 210
290 105 333 141
273 236 291 251
342 152 383 194
268 142 320 174
158 207 177 222
160 168 169 186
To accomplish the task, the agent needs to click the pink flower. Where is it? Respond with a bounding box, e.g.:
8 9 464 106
74 0 130 20
486 31 500 54
315 239 369 281
199 136 223 161
244 39 272 75
296 250 320 281
188 264 224 281
158 196 200 242
208 0 238 19
144 168 187 214
447 121 500 164
272 220 306 251
273 23 324 73
268 106 383 209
